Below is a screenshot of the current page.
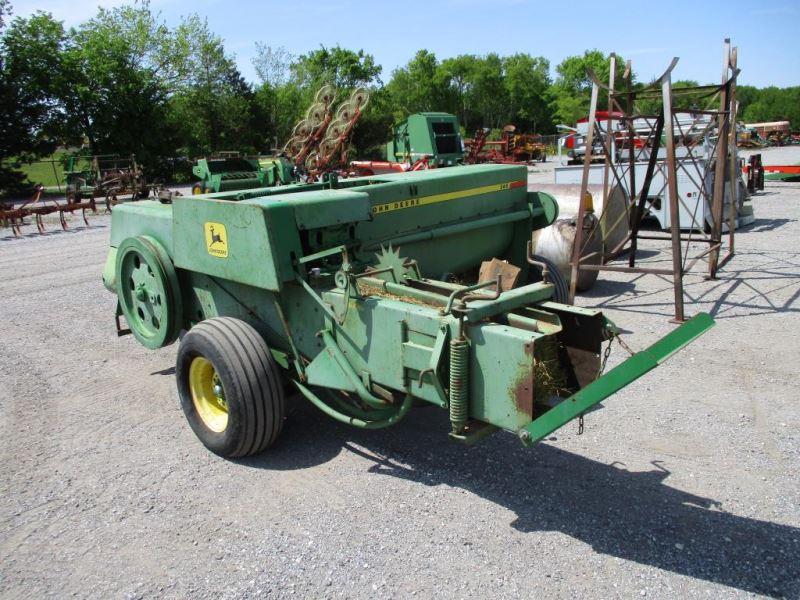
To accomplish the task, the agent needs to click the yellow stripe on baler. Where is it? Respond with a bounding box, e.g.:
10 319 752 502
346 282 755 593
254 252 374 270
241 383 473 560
371 179 526 215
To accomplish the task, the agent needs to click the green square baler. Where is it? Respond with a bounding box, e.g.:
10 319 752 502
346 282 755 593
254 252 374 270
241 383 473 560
103 164 713 457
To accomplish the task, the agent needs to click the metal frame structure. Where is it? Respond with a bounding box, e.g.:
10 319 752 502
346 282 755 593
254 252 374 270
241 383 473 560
568 41 740 322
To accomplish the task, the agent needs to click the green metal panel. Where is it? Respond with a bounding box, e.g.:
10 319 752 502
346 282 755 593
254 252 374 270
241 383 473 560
387 113 464 166
172 196 302 291
354 165 529 275
195 163 533 278
315 283 562 431
257 188 371 230
193 156 289 192
468 322 544 430
109 201 174 250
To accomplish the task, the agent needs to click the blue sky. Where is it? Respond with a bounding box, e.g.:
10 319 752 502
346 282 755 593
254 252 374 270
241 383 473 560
10 0 800 87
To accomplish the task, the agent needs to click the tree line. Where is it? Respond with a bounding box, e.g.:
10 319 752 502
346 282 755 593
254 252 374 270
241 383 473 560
1 1 797 192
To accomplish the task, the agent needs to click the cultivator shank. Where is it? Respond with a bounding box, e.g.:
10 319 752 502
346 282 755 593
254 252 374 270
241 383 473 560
1 185 97 237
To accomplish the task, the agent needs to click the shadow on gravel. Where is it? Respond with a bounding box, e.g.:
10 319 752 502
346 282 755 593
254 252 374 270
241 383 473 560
0 223 106 241
584 250 800 320
245 401 800 598
739 218 796 233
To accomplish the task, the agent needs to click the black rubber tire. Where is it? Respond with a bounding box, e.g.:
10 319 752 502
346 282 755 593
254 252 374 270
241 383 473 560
176 317 285 458
528 254 569 304
191 182 204 195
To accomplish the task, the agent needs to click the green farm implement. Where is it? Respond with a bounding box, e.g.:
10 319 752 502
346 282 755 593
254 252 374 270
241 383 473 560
350 112 465 176
191 154 292 194
64 154 150 207
385 112 464 167
103 164 713 457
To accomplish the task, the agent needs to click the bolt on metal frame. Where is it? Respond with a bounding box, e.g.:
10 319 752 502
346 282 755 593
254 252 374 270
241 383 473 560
568 41 740 322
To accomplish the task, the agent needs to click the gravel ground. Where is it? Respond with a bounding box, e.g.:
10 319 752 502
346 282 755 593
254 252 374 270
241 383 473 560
1 146 799 599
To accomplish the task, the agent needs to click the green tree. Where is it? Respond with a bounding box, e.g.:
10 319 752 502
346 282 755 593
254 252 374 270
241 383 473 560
550 50 628 125
290 46 381 90
54 2 193 171
167 16 258 156
251 44 304 150
384 50 445 118
503 53 552 133
0 10 65 190
439 54 478 129
349 87 394 159
252 44 292 87
251 81 305 151
741 86 800 126
467 53 508 130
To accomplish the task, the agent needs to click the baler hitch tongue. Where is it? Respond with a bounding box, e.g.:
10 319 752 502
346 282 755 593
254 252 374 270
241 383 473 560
518 312 715 447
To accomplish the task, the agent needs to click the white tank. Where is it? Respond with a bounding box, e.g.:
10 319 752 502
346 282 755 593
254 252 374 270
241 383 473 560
532 213 602 292
530 184 629 292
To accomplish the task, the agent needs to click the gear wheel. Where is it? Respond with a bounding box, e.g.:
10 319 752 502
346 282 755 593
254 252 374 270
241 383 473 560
373 245 416 282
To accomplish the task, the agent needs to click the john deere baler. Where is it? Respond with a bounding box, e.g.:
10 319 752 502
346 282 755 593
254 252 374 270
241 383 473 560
103 164 713 457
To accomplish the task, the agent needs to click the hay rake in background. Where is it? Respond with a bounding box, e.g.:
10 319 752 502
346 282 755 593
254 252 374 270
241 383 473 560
283 85 370 179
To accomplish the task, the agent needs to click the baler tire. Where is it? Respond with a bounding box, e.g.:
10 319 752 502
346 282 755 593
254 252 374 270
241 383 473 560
176 317 285 458
191 182 203 195
529 253 569 304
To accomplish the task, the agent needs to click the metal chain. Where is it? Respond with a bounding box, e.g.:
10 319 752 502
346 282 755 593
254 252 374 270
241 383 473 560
580 332 636 436
598 335 615 377
616 334 636 357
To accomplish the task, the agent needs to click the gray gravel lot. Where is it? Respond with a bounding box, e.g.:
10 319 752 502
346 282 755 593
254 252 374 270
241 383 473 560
1 146 799 599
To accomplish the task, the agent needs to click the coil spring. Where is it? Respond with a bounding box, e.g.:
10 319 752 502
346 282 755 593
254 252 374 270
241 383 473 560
449 337 469 434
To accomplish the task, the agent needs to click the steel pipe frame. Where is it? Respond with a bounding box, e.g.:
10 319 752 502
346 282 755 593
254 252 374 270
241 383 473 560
567 43 741 322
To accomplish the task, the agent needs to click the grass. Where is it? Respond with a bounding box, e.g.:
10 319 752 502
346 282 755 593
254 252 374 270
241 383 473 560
5 151 94 191
21 154 67 188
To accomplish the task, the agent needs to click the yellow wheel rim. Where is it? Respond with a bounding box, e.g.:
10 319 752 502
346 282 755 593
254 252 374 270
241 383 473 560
189 356 228 432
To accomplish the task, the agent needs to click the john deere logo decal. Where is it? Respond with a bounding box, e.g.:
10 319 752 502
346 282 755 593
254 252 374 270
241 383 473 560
204 222 228 258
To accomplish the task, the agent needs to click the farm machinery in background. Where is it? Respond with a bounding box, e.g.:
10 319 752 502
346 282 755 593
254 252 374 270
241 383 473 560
350 112 464 176
1 153 153 237
742 154 800 185
739 121 799 148
464 125 547 165
0 184 98 237
192 153 292 194
190 85 370 192
350 113 549 177
352 114 549 177
283 85 370 180
64 154 150 208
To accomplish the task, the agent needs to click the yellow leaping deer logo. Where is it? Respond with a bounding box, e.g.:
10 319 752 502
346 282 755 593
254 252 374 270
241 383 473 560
204 222 228 258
